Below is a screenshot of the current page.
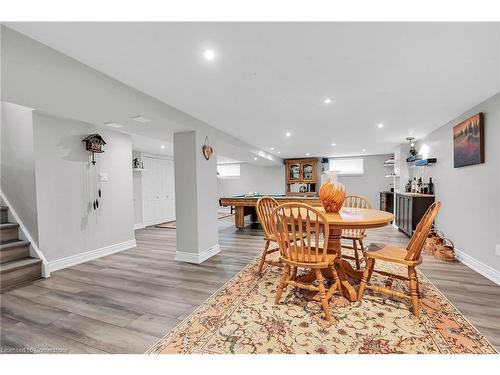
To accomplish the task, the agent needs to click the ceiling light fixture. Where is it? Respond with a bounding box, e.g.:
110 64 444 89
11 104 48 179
323 98 332 104
378 123 384 128
331 143 337 147
277 151 281 154
362 149 366 152
253 157 258 161
306 153 310 156
104 122 124 128
131 115 152 123
285 131 291 137
161 145 165 149
203 49 216 60
270 147 275 150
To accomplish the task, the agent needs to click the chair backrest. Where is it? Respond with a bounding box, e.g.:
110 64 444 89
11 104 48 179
342 195 372 237
343 194 372 210
270 203 330 264
405 201 441 261
256 196 279 238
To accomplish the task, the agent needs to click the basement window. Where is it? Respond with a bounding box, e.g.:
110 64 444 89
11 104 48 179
329 158 364 176
217 163 241 178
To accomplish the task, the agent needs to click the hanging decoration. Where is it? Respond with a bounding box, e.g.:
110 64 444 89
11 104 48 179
82 134 106 165
202 136 214 160
82 134 106 211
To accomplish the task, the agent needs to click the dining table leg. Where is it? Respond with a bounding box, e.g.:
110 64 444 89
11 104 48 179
322 228 359 301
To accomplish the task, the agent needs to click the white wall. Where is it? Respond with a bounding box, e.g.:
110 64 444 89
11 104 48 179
0 102 39 244
217 164 285 197
333 154 393 209
33 111 135 265
416 92 500 279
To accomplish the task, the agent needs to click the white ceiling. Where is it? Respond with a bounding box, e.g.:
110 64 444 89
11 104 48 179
7 22 500 158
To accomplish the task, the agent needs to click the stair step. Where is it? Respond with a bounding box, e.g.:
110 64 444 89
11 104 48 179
0 240 31 264
0 257 42 290
0 223 20 244
1 207 9 224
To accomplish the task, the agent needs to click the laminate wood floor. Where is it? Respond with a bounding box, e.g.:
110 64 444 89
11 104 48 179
1 216 499 353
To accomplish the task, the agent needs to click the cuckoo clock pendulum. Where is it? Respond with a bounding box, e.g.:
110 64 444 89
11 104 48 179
82 134 106 211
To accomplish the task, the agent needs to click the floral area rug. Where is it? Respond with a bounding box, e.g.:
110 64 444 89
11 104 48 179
147 250 497 354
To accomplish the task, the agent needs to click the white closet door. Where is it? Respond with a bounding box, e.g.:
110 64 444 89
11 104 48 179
141 156 176 226
164 159 176 222
142 156 158 226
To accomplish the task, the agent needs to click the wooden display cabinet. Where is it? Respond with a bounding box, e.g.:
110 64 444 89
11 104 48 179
285 159 318 195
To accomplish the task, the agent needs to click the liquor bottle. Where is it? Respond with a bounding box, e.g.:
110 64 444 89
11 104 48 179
417 178 423 193
428 177 434 195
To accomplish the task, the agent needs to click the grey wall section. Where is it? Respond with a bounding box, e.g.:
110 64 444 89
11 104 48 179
416 92 500 273
132 151 143 226
217 164 285 197
333 154 393 209
0 102 39 244
33 112 135 262
174 131 218 259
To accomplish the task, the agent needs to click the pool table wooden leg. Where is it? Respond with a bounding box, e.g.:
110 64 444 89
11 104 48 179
235 206 245 230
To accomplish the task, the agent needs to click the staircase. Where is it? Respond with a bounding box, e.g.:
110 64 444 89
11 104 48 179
0 205 42 290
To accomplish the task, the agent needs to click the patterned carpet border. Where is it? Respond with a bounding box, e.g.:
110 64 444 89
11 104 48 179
146 252 497 354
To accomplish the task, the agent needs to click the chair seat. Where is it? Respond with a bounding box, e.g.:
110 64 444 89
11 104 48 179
266 233 307 242
281 245 336 268
365 243 422 266
341 233 366 240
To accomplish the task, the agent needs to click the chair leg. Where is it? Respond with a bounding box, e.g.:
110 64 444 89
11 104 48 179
275 265 290 304
258 240 270 273
408 266 420 316
357 257 375 301
315 269 331 321
326 265 341 299
353 239 360 270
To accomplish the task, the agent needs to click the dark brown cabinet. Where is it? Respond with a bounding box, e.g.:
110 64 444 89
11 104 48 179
379 192 394 215
395 193 435 237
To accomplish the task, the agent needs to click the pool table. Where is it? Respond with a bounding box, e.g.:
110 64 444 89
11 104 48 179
219 194 321 230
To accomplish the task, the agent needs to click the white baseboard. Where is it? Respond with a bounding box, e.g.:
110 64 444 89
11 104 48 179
454 248 500 286
134 223 145 230
175 244 221 264
48 239 136 272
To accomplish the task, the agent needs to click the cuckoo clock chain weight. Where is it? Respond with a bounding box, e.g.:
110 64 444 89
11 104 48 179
82 134 106 211
202 136 213 160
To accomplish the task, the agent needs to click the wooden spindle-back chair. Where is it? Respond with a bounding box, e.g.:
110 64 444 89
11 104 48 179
271 203 340 321
255 197 281 272
341 195 372 269
357 201 441 316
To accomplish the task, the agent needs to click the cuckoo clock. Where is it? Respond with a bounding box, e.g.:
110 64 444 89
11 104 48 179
82 134 106 165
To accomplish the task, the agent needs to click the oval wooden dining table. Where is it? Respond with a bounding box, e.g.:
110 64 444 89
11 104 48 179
291 206 394 302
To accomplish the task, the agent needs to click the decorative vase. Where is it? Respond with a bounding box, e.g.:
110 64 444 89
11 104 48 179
319 171 346 212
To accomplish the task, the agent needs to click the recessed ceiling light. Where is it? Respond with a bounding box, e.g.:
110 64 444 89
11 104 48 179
277 151 281 154
331 143 337 147
285 131 291 137
104 122 124 128
203 49 216 60
161 145 165 149
323 98 332 104
270 147 275 151
306 153 310 156
378 123 384 128
131 115 151 123
253 157 258 161
362 149 366 152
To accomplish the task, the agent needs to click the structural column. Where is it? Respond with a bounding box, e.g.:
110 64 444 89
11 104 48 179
173 131 220 263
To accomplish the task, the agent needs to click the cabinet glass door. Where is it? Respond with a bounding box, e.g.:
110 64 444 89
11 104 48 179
302 163 314 181
289 163 301 181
